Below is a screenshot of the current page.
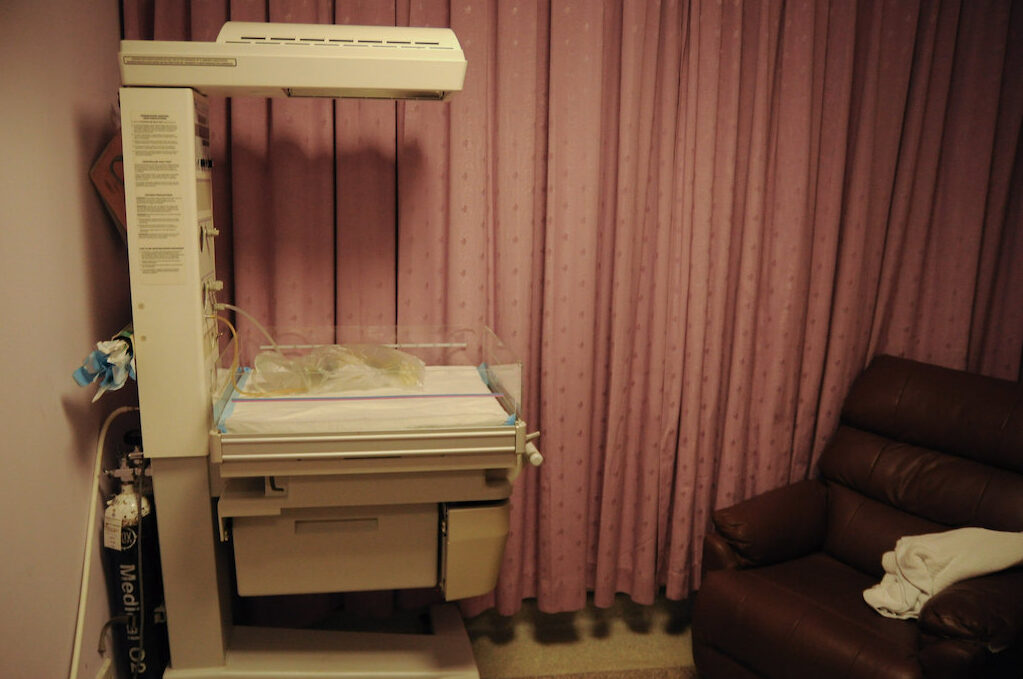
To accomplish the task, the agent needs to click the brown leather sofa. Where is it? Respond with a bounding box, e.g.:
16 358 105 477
692 355 1023 678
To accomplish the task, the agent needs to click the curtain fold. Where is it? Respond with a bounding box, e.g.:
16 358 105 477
335 2 399 330
121 0 1023 617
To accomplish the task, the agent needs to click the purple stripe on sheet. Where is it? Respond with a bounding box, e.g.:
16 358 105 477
232 393 505 403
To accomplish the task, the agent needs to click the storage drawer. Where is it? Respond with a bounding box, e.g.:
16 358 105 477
443 501 510 600
232 503 438 596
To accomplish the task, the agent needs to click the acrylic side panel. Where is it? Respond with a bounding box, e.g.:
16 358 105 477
482 327 522 420
213 325 522 433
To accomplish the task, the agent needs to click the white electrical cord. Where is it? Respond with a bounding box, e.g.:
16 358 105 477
69 406 139 679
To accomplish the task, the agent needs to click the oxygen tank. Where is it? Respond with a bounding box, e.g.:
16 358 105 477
102 447 168 679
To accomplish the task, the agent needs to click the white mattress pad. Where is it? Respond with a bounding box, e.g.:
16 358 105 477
218 365 514 434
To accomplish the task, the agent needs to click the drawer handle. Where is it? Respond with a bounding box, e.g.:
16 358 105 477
294 518 378 534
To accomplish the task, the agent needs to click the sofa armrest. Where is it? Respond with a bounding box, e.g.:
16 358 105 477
711 478 828 568
917 636 1023 679
919 568 1023 653
916 638 991 679
701 531 744 576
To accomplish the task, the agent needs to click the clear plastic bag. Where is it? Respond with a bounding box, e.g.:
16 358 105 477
251 351 307 393
248 344 425 395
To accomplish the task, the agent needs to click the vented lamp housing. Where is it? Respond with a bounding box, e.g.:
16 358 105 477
120 21 467 100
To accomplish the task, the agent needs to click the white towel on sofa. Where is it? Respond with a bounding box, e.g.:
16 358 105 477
863 527 1023 620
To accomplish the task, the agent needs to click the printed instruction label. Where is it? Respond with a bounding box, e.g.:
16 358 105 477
130 111 187 285
104 514 124 551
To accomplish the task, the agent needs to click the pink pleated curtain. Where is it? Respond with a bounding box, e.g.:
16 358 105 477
123 0 1023 615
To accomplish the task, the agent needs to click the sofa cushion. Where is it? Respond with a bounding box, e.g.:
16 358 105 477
823 484 942 578
694 552 922 679
819 426 1023 531
841 355 1023 474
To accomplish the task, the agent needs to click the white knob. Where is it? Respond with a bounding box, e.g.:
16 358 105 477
525 442 543 466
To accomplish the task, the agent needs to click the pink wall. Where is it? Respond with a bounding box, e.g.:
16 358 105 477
0 1 130 676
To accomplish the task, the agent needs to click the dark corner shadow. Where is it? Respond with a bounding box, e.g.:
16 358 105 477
70 98 139 467
616 596 655 634
532 609 582 644
585 592 690 638
464 601 583 646
464 605 521 646
663 595 694 635
467 591 695 648
74 100 132 348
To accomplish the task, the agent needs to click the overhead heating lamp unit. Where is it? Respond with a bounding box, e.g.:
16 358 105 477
120 21 467 99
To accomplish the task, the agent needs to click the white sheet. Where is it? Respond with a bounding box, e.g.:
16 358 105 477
219 365 513 434
863 527 1023 620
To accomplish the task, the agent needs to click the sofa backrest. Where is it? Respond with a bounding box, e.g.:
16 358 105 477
817 355 1023 577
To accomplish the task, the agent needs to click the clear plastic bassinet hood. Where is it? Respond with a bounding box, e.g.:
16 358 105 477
119 21 467 100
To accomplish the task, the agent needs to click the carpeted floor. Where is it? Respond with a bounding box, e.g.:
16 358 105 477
466 594 696 679
316 591 697 678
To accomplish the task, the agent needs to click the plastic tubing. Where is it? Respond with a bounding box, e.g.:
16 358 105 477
215 302 279 352
69 406 139 679
214 315 301 397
